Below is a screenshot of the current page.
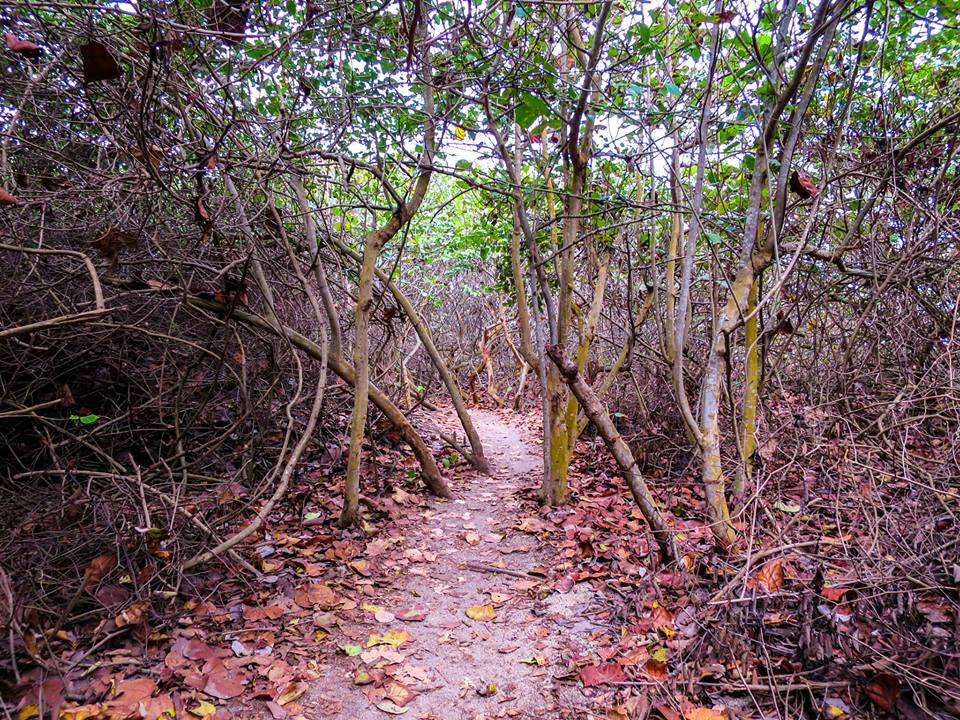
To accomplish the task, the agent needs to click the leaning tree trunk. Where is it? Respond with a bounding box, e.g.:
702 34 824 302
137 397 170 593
185 296 451 499
335 240 491 473
546 344 676 561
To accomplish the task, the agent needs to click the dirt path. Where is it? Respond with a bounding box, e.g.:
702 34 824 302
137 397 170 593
308 407 595 719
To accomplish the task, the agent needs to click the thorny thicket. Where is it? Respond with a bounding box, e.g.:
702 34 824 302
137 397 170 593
0 0 959 717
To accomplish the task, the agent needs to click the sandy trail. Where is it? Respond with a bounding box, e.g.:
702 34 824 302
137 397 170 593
308 408 595 719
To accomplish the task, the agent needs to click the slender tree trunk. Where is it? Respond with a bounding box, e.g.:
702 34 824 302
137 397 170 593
546 344 676 561
734 275 760 501
341 0 436 526
342 226 392 526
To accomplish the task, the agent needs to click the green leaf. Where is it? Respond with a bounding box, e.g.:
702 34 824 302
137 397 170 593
70 413 101 425
340 643 363 656
664 81 682 97
637 22 651 44
774 500 802 513
516 93 550 128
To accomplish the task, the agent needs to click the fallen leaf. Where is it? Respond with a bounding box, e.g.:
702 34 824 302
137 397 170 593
578 663 627 687
374 700 407 715
293 582 338 609
187 700 216 719
464 531 481 546
367 629 413 647
349 559 372 576
83 554 116 586
374 610 395 624
203 667 245 699
57 705 102 720
865 673 900 711
642 656 669 679
242 604 283 621
465 605 497 621
0 188 19 206
685 708 726 720
520 656 547 666
275 681 307 706
748 560 785 593
822 697 851 719
105 678 157 719
396 607 427 622
115 600 148 627
774 499 801 513
341 644 363 656
354 669 374 685
139 693 174 720
383 680 417 707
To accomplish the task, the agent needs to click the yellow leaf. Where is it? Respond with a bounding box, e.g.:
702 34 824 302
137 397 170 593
19 706 40 720
382 629 412 646
188 700 216 719
367 629 413 647
454 126 466 140
465 604 497 621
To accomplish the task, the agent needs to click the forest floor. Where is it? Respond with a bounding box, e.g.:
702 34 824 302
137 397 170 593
12 405 957 720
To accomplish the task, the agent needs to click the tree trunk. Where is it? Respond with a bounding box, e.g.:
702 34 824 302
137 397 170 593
733 276 760 501
546 344 676 561
341 0 435 526
341 226 391 527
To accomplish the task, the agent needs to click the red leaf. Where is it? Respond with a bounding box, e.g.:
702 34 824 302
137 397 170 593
204 667 246 699
865 673 901 711
789 170 818 199
0 187 19 206
4 32 40 55
80 41 122 84
577 662 627 687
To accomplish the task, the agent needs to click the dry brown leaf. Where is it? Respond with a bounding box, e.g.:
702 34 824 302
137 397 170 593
4 32 40 55
748 560 785 593
114 600 148 627
865 673 900 711
83 554 117 586
80 41 122 84
293 582 337 609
